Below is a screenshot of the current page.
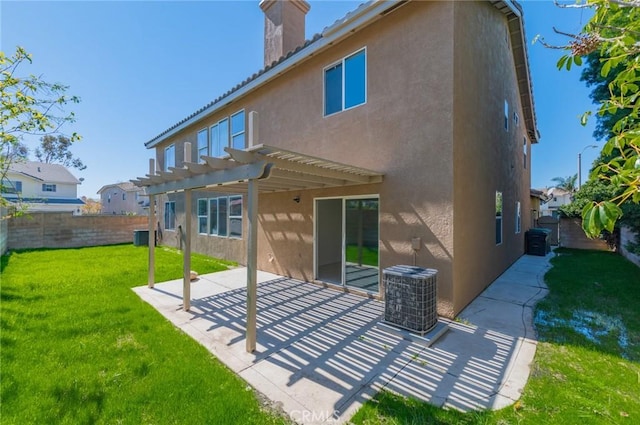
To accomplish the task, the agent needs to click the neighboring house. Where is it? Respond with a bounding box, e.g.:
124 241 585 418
134 0 539 319
540 187 572 218
529 188 548 227
97 182 148 215
1 161 84 213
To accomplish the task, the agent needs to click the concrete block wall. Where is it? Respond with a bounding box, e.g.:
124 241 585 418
620 226 640 268
6 212 148 250
559 218 611 251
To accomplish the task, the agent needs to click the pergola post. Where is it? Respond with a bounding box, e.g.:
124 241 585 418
148 158 155 288
183 142 192 311
246 178 258 352
183 188 192 311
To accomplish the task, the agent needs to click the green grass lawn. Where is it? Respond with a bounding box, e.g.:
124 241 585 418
345 245 378 267
351 249 640 424
1 245 289 425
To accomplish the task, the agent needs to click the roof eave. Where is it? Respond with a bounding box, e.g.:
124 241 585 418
492 0 540 143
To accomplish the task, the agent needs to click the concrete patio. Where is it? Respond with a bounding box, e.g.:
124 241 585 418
133 252 553 424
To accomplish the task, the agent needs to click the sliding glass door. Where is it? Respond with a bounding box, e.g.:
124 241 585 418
315 196 379 293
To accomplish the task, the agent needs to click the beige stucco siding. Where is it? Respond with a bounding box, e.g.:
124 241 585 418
249 1 457 315
152 1 536 318
155 1 458 316
452 1 532 314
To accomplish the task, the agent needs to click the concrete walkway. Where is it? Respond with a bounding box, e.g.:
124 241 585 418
133 252 553 424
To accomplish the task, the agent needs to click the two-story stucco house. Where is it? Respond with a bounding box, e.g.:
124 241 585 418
2 161 85 213
134 0 539 327
97 182 148 215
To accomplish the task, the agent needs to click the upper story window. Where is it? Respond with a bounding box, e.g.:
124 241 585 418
324 48 366 116
504 100 509 131
523 136 528 169
231 110 245 150
209 110 246 158
210 118 228 158
513 112 519 127
42 183 57 192
515 201 521 234
197 128 208 163
495 191 503 245
164 144 175 171
122 193 126 201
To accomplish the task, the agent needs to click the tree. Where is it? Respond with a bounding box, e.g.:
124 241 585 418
579 12 634 142
35 135 85 170
551 174 578 193
80 197 101 214
0 46 81 213
560 178 616 217
538 0 640 238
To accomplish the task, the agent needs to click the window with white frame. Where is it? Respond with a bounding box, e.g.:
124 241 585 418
1 179 22 194
197 199 208 234
197 128 208 162
209 198 218 235
218 197 228 236
122 193 126 201
513 111 519 127
504 100 509 131
164 201 176 230
164 144 175 171
229 195 243 238
210 118 230 158
207 195 242 238
324 48 366 116
523 136 527 169
231 110 245 150
515 201 521 234
42 183 57 192
496 191 503 245
210 123 220 158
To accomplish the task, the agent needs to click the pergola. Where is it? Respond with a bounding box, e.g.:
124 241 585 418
133 143 383 352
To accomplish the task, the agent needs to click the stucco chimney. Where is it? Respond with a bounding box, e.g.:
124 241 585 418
259 0 310 66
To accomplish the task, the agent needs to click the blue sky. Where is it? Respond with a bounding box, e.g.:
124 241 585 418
2 0 599 198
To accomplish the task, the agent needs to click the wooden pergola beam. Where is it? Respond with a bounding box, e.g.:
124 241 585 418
269 168 347 187
145 174 164 184
225 147 375 184
185 162 212 174
145 161 270 195
202 156 236 170
168 167 193 178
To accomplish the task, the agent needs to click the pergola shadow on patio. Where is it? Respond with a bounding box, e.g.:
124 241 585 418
134 255 550 424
